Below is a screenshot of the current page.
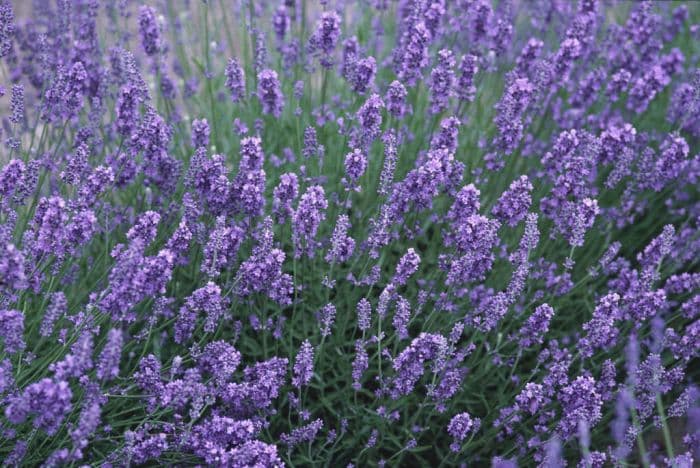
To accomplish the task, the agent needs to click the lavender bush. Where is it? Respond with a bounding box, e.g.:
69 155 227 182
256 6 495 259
0 0 698 466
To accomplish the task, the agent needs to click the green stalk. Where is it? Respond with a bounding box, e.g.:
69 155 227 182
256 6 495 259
656 394 676 467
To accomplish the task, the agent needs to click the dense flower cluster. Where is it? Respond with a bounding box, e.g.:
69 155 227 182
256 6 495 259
0 1 698 466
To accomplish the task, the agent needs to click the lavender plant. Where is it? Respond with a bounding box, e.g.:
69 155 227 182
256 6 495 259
0 0 699 466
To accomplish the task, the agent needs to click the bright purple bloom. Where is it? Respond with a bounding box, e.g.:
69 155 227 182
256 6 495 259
187 150 231 215
393 248 420 286
49 331 94 380
5 378 73 435
447 184 481 221
444 214 500 285
229 441 283 466
126 211 161 245
41 62 89 122
492 175 533 227
197 340 241 385
238 234 292 306
652 133 689 191
494 77 535 156
557 376 603 440
232 165 267 218
568 198 600 248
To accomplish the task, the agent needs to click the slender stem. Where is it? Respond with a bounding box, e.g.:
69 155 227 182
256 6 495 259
656 394 676 467
630 406 650 468
202 4 219 148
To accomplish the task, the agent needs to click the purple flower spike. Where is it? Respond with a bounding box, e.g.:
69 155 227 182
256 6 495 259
257 69 285 117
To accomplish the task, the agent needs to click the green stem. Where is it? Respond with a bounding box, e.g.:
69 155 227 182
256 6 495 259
656 394 676 467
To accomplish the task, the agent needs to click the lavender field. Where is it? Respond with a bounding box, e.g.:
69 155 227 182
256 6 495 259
0 0 699 466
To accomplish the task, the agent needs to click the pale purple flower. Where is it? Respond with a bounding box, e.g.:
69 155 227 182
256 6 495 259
0 309 24 354
351 56 377 94
557 376 603 440
318 303 336 337
326 215 355 263
356 298 372 332
257 69 284 117
5 378 73 435
273 172 299 223
492 175 533 227
397 21 430 86
281 419 324 447
197 340 241 385
272 6 290 42
356 93 384 146
190 118 210 148
292 340 314 388
96 328 123 382
393 248 420 286
9 84 24 125
386 80 408 119
309 11 341 67
225 58 246 103
391 333 448 398
292 185 328 258
516 382 548 415
518 304 555 348
429 49 456 114
138 6 161 56
351 339 368 390
456 54 478 102
447 412 480 452
393 296 411 340
0 0 14 58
